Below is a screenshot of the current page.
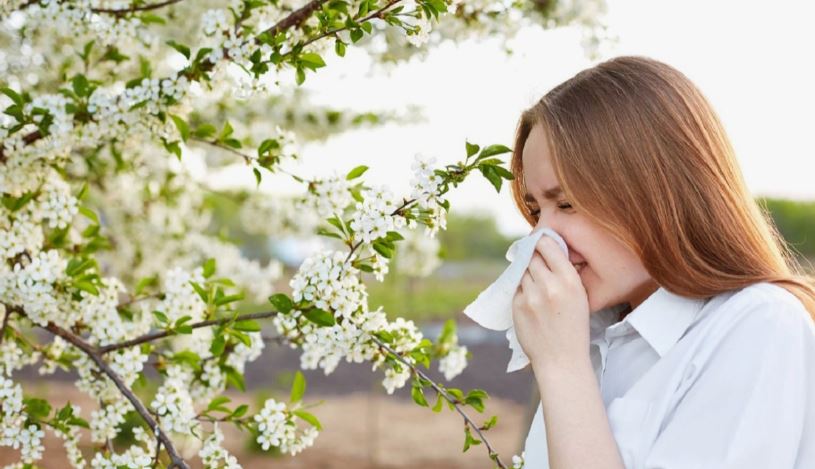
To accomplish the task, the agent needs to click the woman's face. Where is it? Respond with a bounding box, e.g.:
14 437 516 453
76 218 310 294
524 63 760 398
521 123 657 313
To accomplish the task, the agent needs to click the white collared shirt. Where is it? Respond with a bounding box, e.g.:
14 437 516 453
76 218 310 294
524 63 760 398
522 281 815 468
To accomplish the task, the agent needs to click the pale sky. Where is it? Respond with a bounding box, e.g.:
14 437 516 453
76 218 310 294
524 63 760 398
207 0 815 238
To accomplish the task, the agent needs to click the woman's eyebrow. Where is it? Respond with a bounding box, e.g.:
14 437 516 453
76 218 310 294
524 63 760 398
541 185 563 199
523 186 562 204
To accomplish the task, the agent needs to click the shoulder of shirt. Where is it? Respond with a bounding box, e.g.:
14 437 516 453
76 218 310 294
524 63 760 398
708 281 814 338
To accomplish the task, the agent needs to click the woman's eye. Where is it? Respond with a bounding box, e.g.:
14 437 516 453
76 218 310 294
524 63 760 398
529 208 541 217
557 202 573 210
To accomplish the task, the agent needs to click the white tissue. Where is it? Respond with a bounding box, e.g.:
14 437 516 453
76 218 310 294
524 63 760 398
462 227 569 372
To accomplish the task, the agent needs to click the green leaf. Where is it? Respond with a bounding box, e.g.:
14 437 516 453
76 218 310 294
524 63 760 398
462 426 481 452
1 87 23 106
194 123 217 139
24 398 52 420
233 318 260 331
478 165 503 193
335 39 346 57
290 370 306 403
268 293 293 314
465 141 480 158
431 392 444 412
189 281 208 303
295 67 306 85
480 415 498 430
170 114 189 142
166 40 191 59
152 310 169 324
303 308 335 327
293 409 322 430
171 350 201 368
232 404 249 418
139 13 166 24
345 165 369 180
218 121 234 141
253 167 262 187
411 383 428 407
71 75 90 98
464 389 488 413
74 280 99 296
386 230 404 241
350 28 363 43
299 52 326 69
372 241 393 259
208 396 231 412
223 366 245 391
202 258 216 278
134 275 158 296
476 144 512 161
210 334 226 356
490 164 514 180
77 206 98 224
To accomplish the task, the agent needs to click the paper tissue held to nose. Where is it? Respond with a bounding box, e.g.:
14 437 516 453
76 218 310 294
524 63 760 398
462 227 569 372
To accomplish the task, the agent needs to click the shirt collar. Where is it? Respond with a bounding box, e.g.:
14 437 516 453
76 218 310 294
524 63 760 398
589 286 709 357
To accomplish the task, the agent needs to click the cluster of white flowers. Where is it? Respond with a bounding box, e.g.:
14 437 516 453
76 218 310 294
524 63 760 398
512 451 526 468
0 376 45 464
409 154 444 208
302 174 354 219
160 266 207 323
374 317 424 394
401 1 434 47
275 306 386 374
199 423 241 469
407 154 447 237
2 249 67 327
90 426 156 469
0 316 40 376
350 185 407 244
52 404 85 469
438 341 468 381
150 365 200 435
79 278 151 346
290 250 367 319
253 398 319 455
0 167 77 262
201 9 231 37
90 397 131 444
23 0 155 47
275 250 424 394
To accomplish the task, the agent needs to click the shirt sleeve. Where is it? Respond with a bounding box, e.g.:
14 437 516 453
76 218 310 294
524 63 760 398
642 291 815 469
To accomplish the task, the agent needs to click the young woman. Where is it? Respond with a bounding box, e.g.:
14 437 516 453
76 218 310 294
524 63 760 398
510 55 815 468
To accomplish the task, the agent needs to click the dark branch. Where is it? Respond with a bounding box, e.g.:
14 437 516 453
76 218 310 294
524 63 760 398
91 0 186 16
44 322 190 469
98 310 280 354
261 0 330 38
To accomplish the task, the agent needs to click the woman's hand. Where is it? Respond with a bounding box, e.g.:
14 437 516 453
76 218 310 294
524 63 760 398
512 236 592 372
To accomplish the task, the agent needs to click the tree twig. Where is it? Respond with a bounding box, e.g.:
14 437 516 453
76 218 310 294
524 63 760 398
44 322 190 469
370 335 507 469
98 310 280 354
91 0 186 16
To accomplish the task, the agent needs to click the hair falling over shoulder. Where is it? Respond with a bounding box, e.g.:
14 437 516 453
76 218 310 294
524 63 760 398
510 55 815 320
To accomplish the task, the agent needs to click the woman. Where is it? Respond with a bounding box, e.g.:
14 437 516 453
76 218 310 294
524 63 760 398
510 55 815 468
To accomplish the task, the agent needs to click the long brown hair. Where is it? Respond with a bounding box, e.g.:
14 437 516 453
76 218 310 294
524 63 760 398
510 55 815 320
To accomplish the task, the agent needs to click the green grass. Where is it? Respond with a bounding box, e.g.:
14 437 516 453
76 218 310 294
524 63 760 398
365 259 506 322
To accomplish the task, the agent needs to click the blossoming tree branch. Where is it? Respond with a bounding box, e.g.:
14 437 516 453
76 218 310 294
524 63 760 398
0 0 608 467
